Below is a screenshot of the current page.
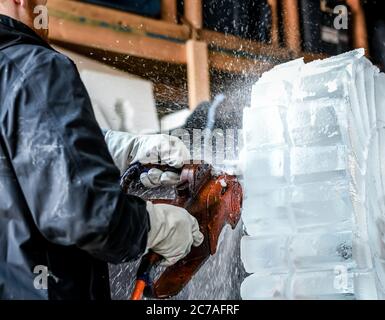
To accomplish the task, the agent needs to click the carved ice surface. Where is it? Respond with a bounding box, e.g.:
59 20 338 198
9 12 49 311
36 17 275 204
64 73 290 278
241 49 385 300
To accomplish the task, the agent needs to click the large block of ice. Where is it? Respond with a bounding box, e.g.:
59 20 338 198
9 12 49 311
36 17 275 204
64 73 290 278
293 67 349 101
352 272 379 300
287 100 342 146
243 106 286 151
366 132 385 210
375 73 385 125
374 259 385 292
251 82 292 109
290 179 353 231
363 62 378 130
242 214 292 237
353 64 371 136
366 196 385 259
241 49 385 300
241 236 289 273
243 148 288 194
292 50 365 103
251 59 304 109
289 231 354 270
291 271 378 300
290 146 347 183
290 270 355 299
290 270 377 300
242 216 292 237
241 194 292 236
241 274 288 300
352 237 373 269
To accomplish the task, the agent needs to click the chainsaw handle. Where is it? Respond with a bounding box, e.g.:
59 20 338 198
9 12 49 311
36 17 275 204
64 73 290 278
131 280 147 300
130 251 163 300
121 162 182 191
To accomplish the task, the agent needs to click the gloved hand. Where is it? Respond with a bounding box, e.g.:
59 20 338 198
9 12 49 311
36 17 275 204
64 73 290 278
104 130 190 188
145 202 204 266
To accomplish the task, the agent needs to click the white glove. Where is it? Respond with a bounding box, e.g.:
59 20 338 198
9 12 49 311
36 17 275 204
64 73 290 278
146 202 204 266
104 130 190 188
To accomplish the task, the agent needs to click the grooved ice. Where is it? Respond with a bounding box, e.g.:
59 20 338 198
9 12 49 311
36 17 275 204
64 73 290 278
241 49 385 300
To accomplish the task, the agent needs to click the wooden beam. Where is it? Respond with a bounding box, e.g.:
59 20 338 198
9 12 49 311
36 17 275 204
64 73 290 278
48 0 190 41
47 0 323 78
186 40 210 110
346 0 369 54
48 15 187 64
281 0 302 54
200 29 289 61
210 51 326 75
209 52 275 75
268 0 279 46
184 0 203 29
161 0 178 23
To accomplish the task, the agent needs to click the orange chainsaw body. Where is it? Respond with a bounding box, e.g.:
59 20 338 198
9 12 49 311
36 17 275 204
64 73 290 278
123 163 243 299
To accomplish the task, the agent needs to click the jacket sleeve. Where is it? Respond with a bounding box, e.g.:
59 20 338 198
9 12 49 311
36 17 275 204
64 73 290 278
1 51 150 264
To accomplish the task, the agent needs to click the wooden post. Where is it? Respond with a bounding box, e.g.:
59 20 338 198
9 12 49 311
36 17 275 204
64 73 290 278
346 0 369 54
184 0 203 29
268 0 279 46
161 0 178 23
281 0 301 54
186 40 210 110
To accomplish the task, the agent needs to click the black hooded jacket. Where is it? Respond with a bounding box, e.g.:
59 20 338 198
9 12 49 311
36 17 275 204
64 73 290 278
0 15 149 300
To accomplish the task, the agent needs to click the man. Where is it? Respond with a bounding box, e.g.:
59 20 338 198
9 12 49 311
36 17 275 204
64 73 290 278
0 0 203 300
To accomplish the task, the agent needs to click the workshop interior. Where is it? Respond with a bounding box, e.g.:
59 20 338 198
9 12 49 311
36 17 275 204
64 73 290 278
1 0 385 302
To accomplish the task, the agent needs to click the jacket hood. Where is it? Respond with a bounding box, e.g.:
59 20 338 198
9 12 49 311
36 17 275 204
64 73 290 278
0 14 51 51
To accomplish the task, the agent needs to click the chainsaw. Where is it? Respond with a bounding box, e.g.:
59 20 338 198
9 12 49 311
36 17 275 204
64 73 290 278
120 162 243 300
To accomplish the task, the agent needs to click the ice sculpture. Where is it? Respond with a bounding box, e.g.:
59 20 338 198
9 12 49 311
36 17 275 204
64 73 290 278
240 49 385 300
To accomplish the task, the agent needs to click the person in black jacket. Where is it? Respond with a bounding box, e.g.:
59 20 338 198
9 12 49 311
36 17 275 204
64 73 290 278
0 0 203 300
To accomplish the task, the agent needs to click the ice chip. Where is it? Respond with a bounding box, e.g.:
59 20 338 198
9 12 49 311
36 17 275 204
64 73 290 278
290 179 353 231
241 236 289 273
241 273 288 300
289 231 355 270
287 100 343 146
243 148 288 194
243 106 286 150
290 270 355 299
290 146 347 182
